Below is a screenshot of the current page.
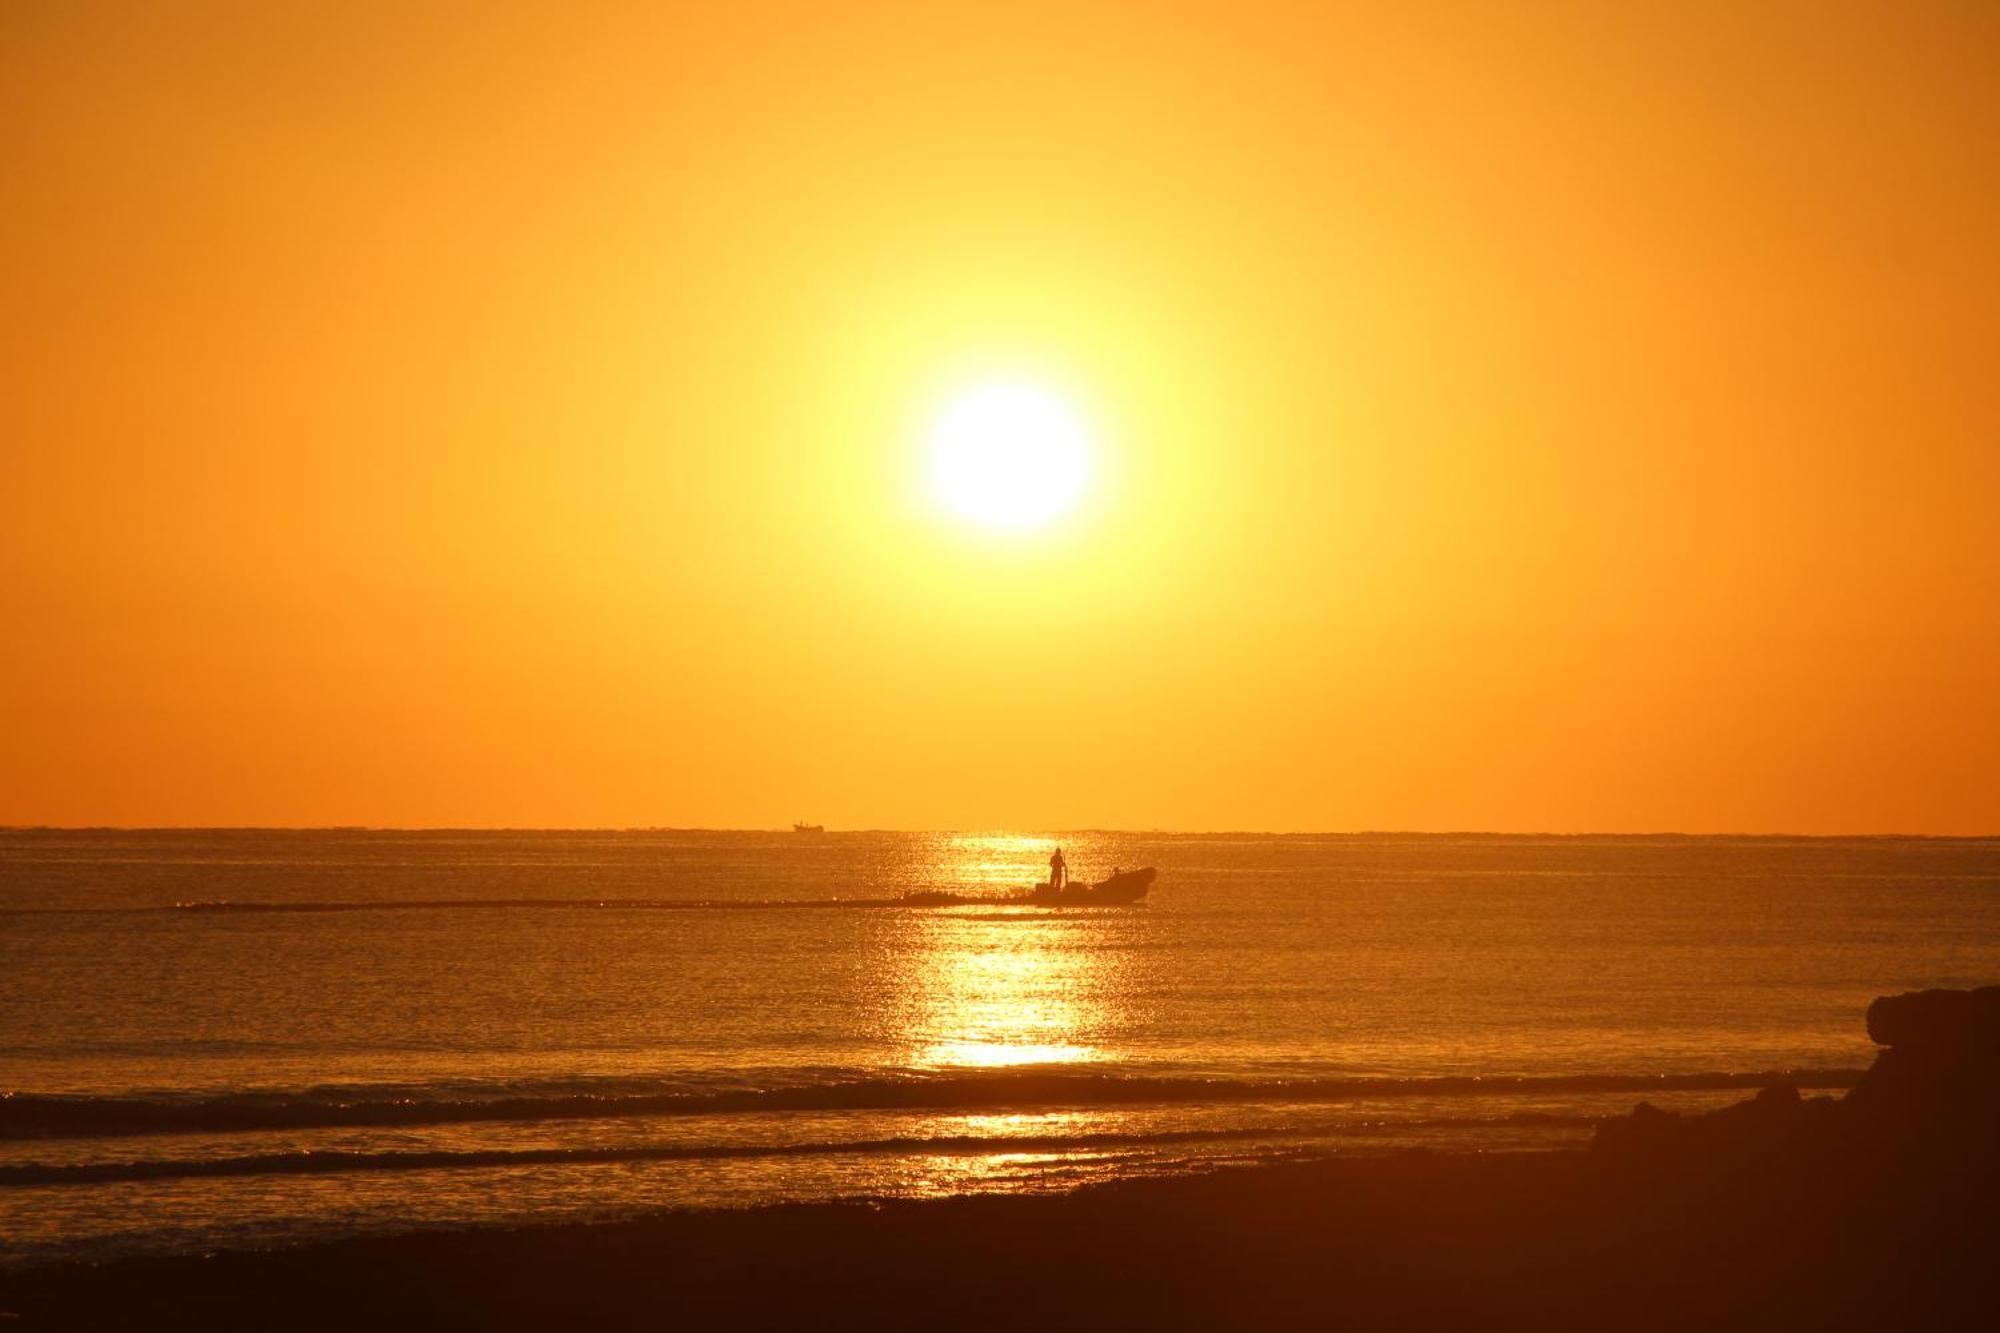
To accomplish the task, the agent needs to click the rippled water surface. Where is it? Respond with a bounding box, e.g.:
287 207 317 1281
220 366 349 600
4 829 1997 1265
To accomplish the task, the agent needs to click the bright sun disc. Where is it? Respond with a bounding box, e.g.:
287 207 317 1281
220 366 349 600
927 383 1091 529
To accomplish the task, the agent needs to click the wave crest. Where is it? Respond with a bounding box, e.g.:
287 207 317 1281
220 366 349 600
0 1068 1863 1141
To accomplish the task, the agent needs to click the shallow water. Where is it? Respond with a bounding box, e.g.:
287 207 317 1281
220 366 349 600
3 829 1996 1265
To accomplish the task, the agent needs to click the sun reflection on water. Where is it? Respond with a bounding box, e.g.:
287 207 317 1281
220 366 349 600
910 921 1106 1067
924 832 1063 893
898 1150 1117 1201
898 835 1131 1070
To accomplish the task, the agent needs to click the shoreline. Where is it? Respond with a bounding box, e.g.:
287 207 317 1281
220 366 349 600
4 1142 1995 1332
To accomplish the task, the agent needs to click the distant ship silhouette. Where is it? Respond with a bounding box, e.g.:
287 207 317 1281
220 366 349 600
792 822 825 835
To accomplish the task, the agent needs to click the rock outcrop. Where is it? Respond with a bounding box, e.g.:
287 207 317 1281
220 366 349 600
1846 985 2000 1146
1594 984 2000 1170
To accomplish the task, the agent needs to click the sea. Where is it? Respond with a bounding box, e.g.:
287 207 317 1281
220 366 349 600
4 828 1997 1269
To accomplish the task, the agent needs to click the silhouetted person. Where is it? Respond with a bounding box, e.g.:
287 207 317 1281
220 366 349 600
1049 847 1067 891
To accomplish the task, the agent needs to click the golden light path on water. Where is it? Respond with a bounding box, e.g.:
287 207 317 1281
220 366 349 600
847 835 1146 1202
900 835 1128 1070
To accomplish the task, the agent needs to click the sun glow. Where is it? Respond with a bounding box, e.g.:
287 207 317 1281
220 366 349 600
927 383 1091 529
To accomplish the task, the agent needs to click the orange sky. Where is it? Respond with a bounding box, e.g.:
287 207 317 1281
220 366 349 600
4 2 1996 832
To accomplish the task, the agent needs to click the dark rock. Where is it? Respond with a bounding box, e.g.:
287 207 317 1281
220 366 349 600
1847 985 2000 1157
1592 1100 1685 1157
1592 1083 1841 1167
1594 985 2000 1172
1865 986 2000 1052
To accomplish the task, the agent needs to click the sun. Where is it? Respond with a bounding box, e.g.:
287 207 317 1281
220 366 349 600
927 383 1091 529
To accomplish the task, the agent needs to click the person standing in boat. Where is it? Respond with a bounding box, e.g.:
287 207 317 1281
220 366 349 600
1049 846 1067 892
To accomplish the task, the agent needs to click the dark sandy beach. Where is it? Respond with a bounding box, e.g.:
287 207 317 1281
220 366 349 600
3 1137 1993 1332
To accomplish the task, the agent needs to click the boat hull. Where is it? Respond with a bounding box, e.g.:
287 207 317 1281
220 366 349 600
1027 866 1155 905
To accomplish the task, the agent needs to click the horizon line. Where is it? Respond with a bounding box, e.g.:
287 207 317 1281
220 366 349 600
2 824 1995 840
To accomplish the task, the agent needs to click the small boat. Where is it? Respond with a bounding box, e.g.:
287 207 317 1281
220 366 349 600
895 867 1158 909
793 822 825 835
1026 866 1156 905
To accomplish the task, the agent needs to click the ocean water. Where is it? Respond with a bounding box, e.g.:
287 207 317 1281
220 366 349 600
3 829 1997 1267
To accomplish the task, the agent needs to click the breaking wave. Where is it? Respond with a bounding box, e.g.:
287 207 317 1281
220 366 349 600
0 1068 1864 1141
0 1113 1617 1188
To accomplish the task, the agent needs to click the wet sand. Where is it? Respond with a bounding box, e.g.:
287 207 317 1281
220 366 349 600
4 1143 1994 1331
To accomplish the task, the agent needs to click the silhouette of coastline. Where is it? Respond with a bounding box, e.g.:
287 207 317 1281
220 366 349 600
3 988 1993 1331
1595 984 2000 1171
